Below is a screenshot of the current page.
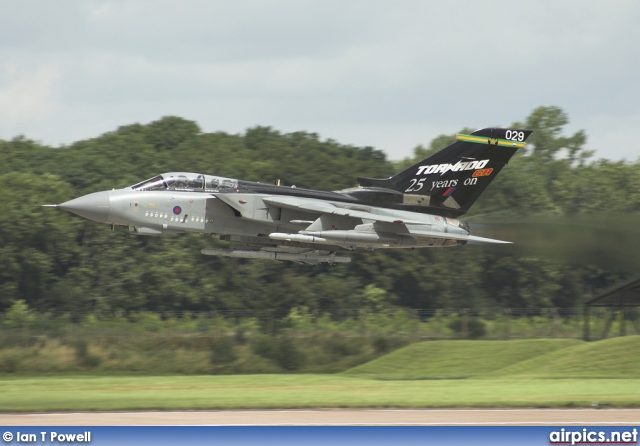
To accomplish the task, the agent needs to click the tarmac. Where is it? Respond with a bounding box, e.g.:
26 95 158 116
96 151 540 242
2 408 640 426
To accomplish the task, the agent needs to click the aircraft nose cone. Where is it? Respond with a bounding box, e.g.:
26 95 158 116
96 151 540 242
59 191 111 223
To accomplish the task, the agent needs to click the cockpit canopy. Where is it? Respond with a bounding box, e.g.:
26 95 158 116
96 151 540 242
130 172 238 192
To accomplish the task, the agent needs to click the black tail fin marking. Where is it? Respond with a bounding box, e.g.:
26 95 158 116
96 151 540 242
357 128 532 215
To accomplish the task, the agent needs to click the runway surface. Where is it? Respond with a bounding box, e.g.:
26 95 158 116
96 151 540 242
2 409 640 426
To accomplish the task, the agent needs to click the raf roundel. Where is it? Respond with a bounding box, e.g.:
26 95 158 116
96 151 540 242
172 206 182 215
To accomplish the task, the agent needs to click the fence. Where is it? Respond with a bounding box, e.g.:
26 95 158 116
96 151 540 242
1 307 638 345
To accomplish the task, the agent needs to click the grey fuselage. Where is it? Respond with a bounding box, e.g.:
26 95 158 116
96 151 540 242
60 171 468 250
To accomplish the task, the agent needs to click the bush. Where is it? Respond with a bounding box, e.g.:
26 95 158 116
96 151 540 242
251 335 275 359
2 300 35 329
271 336 305 371
234 328 247 344
323 336 362 357
74 339 102 368
371 335 408 354
210 337 237 366
0 352 20 373
448 318 487 339
251 335 305 371
372 336 391 353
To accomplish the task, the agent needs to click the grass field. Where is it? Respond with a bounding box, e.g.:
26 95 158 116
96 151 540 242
343 337 640 379
343 339 583 379
1 375 639 412
1 336 639 412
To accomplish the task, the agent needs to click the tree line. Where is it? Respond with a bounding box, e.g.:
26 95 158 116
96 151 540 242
1 106 639 316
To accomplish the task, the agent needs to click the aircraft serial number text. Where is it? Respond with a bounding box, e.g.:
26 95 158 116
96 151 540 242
505 130 525 141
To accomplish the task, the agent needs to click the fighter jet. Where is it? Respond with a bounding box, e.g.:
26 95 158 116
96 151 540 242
53 128 531 264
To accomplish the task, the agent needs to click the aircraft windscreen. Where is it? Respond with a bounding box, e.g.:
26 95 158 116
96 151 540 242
131 175 167 191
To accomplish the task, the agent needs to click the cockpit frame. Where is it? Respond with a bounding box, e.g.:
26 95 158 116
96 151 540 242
131 172 239 192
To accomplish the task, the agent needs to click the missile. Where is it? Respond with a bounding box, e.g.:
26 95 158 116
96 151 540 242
301 230 396 244
302 230 418 246
200 248 351 263
269 233 329 243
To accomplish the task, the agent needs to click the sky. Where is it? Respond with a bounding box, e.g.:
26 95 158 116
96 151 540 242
1 0 639 162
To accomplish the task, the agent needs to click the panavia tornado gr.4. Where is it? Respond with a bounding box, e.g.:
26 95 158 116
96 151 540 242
52 128 531 264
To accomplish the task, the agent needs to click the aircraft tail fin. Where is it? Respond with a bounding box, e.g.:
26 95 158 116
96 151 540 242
358 128 532 215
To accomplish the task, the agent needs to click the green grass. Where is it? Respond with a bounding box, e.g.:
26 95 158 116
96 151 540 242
2 336 640 411
344 336 640 380
342 339 582 379
490 336 640 378
1 375 639 411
